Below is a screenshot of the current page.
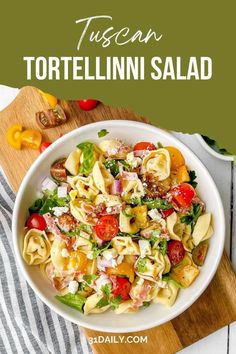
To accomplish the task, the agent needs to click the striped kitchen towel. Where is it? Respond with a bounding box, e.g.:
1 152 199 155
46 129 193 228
0 168 92 354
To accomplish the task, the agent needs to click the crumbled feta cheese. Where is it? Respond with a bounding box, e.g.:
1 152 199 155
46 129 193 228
138 240 151 258
126 152 142 168
52 206 69 217
57 186 68 198
97 256 117 271
148 209 162 221
117 255 124 265
61 248 70 258
102 248 118 260
68 280 79 294
106 207 112 213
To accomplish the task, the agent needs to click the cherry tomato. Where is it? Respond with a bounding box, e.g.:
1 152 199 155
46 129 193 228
171 183 195 209
40 141 52 153
133 142 156 151
107 262 134 282
167 240 186 265
94 215 118 241
161 208 175 218
50 159 67 182
76 99 98 111
21 129 42 150
111 276 131 300
7 124 23 150
165 146 185 171
26 213 47 231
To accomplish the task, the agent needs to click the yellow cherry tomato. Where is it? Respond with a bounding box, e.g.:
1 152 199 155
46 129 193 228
7 124 23 150
21 129 42 150
165 146 185 170
107 262 134 282
38 89 58 108
68 251 88 272
177 165 190 183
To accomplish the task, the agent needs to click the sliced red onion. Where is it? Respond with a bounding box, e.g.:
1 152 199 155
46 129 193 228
121 171 138 180
111 179 123 195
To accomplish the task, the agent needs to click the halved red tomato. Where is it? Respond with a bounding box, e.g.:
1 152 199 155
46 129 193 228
171 183 195 209
167 240 185 265
21 129 42 150
111 276 131 300
26 213 47 231
94 215 119 241
133 142 156 151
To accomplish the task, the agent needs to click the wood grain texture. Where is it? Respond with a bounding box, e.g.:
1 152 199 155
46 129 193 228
0 87 235 354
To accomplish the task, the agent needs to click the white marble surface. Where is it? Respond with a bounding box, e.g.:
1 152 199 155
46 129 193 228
0 86 235 354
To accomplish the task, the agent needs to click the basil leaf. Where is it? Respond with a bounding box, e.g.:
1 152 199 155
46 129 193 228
28 198 44 214
157 142 163 148
101 283 112 298
39 188 69 215
142 198 173 210
119 160 131 171
110 295 122 309
92 241 111 259
180 203 202 230
142 301 151 308
77 142 95 175
96 297 109 308
98 129 109 138
104 160 119 176
55 293 86 312
83 274 98 284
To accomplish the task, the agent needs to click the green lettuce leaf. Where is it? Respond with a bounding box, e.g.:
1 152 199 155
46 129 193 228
55 293 86 312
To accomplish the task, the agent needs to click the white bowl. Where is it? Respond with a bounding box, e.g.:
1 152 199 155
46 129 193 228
12 120 225 333
196 134 234 162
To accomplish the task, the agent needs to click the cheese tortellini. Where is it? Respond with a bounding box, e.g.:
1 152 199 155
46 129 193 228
23 229 51 265
122 179 145 201
192 213 213 246
93 161 114 193
153 282 179 307
71 175 99 200
112 237 140 255
65 150 81 175
142 148 171 181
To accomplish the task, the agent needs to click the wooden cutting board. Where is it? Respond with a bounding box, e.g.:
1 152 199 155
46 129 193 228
0 86 236 354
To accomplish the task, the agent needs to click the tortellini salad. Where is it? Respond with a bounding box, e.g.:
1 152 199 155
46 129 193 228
22 135 213 315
